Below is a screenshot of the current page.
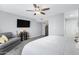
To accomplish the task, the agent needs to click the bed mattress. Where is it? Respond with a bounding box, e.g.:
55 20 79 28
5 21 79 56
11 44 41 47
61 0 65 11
22 35 79 55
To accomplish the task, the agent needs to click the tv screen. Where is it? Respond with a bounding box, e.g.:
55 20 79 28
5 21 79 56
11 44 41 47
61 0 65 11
17 19 30 27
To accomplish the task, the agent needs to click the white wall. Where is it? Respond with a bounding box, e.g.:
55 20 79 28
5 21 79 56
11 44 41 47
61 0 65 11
49 13 64 36
0 11 42 38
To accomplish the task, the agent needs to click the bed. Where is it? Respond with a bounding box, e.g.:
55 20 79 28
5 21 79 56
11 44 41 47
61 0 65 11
22 35 79 55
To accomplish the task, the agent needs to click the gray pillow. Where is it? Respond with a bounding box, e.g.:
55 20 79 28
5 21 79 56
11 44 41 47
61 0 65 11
4 32 15 39
0 32 15 39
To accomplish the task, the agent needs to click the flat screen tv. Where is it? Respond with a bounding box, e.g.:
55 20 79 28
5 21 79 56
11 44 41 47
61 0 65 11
17 19 30 27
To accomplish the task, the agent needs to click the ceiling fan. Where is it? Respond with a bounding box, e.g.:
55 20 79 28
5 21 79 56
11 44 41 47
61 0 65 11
26 4 50 15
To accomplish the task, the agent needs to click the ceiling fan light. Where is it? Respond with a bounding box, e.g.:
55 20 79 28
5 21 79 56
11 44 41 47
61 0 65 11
35 11 40 15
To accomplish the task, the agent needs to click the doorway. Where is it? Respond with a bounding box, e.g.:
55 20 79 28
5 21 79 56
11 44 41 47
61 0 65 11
45 25 48 36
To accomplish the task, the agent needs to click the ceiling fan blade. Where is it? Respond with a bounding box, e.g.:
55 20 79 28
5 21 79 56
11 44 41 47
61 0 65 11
40 12 45 15
34 13 36 15
26 10 34 12
41 8 50 11
33 4 38 8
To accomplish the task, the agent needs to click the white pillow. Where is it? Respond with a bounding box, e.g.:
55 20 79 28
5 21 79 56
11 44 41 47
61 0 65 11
0 37 5 44
0 35 8 44
2 35 8 42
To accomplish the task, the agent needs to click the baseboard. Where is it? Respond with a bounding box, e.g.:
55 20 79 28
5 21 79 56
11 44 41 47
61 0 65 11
29 35 45 39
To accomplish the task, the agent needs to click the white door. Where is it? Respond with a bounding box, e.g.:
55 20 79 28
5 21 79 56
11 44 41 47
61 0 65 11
65 18 78 38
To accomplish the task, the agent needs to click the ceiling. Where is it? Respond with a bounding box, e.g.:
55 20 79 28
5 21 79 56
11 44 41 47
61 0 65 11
0 4 79 22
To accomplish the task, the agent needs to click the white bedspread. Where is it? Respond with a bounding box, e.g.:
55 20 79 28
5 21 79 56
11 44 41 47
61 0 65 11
22 35 79 55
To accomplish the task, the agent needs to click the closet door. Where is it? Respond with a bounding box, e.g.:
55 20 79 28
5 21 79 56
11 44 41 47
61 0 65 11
65 18 78 38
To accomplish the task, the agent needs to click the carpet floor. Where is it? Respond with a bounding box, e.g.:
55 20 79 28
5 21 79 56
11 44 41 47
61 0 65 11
5 36 44 55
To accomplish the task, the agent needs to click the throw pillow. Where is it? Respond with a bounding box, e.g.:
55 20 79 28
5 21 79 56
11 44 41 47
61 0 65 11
0 37 5 44
0 35 8 44
2 35 8 42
